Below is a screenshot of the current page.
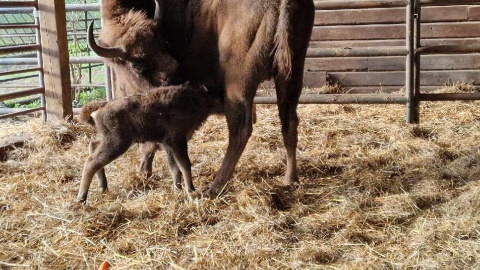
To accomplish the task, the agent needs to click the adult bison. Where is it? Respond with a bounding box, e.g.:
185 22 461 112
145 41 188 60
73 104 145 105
88 0 315 198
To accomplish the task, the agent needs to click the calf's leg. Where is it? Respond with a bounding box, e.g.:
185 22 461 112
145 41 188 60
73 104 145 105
166 140 194 192
77 139 130 203
161 143 183 190
138 142 158 177
89 140 108 192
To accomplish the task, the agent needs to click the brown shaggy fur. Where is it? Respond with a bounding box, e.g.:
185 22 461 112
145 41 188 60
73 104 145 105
77 84 223 203
93 0 314 198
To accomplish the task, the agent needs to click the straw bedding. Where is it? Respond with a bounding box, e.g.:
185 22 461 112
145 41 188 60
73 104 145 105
0 85 479 269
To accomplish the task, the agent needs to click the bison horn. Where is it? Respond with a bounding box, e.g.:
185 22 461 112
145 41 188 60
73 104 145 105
87 21 126 59
153 0 165 26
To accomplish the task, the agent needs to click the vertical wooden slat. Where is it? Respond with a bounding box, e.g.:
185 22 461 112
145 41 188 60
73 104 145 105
38 0 72 122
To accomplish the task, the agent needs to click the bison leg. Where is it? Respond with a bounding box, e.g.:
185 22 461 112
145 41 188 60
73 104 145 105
274 74 302 185
274 17 311 185
209 97 254 198
138 142 158 177
166 140 194 192
88 140 108 192
161 143 183 190
77 139 130 203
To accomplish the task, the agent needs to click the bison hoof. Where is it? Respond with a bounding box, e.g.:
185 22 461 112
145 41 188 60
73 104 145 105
207 187 221 199
76 196 87 204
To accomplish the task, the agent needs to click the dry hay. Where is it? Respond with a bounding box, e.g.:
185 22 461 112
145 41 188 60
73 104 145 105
0 85 479 269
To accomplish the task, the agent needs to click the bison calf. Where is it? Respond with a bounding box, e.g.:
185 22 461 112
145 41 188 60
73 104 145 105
77 84 223 203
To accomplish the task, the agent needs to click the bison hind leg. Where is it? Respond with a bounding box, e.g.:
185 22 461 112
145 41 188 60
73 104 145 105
274 74 301 186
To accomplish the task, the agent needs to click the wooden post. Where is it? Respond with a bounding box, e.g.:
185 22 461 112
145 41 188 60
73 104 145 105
38 0 72 122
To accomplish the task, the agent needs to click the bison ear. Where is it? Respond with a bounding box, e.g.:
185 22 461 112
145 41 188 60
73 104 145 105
153 0 165 27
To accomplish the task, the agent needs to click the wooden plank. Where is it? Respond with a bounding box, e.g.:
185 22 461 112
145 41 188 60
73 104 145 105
38 0 73 122
311 22 480 41
309 38 480 48
304 71 328 88
315 6 469 26
306 86 461 93
305 55 480 72
327 71 480 86
468 6 480 20
260 71 328 89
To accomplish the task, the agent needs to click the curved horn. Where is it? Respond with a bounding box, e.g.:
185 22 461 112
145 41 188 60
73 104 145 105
87 21 126 59
153 0 165 26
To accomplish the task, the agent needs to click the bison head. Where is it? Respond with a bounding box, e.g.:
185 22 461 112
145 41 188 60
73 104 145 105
88 0 177 95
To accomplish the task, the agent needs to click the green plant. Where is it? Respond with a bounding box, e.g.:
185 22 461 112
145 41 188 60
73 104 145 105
5 99 42 109
73 87 106 107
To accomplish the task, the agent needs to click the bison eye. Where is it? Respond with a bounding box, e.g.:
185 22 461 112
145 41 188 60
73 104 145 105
130 62 148 74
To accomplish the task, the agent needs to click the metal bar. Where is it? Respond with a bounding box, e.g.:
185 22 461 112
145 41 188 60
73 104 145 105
0 7 34 14
413 0 422 123
33 7 47 122
313 0 480 9
0 67 41 77
314 0 408 10
0 1 38 8
416 44 480 55
0 56 104 65
420 0 480 6
0 88 44 103
406 0 417 124
105 66 113 100
0 24 38 29
419 92 480 101
0 84 105 88
0 107 44 119
65 4 100 12
0 44 41 55
307 47 408 58
254 94 408 104
70 56 103 64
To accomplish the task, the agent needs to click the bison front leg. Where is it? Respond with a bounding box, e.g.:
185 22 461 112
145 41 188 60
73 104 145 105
208 98 254 198
138 142 159 177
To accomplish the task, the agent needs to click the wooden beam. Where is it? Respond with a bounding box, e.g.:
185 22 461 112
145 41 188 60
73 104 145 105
38 0 73 122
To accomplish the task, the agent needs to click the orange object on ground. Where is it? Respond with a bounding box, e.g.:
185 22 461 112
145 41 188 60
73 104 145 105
98 260 110 270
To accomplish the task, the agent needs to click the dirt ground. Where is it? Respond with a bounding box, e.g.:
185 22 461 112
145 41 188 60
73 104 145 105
0 87 479 269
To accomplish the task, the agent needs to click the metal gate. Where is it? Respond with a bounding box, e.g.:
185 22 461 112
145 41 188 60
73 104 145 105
0 0 46 120
256 0 480 124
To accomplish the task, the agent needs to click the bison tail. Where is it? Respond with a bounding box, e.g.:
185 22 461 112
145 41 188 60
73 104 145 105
273 0 293 78
79 100 107 127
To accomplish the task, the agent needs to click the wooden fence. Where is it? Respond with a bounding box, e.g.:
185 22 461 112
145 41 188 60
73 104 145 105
304 2 480 92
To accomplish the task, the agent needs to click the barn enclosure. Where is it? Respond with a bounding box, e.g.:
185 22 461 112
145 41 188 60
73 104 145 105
1 1 480 269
